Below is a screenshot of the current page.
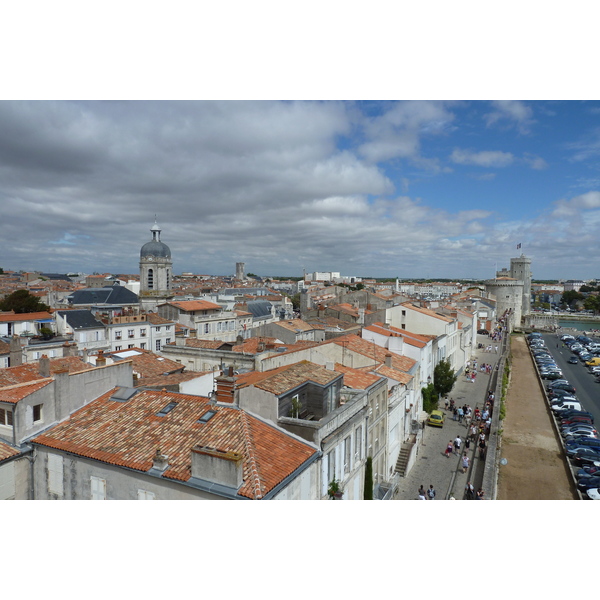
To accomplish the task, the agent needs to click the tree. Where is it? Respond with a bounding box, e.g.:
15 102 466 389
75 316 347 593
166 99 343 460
289 293 301 310
433 359 457 398
0 289 50 314
421 382 438 413
561 290 584 308
363 456 373 500
583 295 600 314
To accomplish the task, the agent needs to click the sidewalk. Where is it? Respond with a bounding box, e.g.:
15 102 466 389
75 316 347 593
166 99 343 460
394 336 499 500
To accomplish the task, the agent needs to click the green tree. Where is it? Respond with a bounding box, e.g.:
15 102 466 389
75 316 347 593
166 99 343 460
289 293 301 310
421 382 438 413
583 295 600 314
363 456 373 500
433 359 457 398
561 290 584 307
0 289 50 314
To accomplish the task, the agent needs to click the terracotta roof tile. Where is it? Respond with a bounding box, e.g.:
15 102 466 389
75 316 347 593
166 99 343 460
32 388 316 499
0 356 93 388
236 361 341 395
166 300 222 312
0 311 53 322
0 379 53 404
333 363 383 390
0 440 20 462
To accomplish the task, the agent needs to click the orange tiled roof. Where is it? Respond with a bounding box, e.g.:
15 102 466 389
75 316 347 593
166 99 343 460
32 388 317 499
333 363 383 390
367 323 430 348
0 379 53 404
0 356 93 388
166 300 222 312
324 334 417 373
0 440 20 462
146 313 176 325
272 319 316 332
0 311 53 323
236 361 341 395
110 348 184 381
0 341 9 355
401 302 453 322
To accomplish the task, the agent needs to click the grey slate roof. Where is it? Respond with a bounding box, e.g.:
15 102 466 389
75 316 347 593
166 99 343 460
68 285 139 306
245 300 273 321
57 309 105 330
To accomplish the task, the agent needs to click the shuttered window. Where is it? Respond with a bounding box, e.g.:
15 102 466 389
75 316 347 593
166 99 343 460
90 476 106 500
48 454 63 497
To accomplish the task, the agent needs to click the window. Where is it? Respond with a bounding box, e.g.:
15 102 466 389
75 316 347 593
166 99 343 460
48 454 63 497
166 325 171 331
115 330 122 340
155 340 161 352
140 343 146 350
204 323 209 334
0 407 13 426
140 328 146 337
90 476 106 500
344 437 351 474
128 344 135 349
33 404 43 423
147 268 154 290
198 409 216 423
165 338 171 345
155 327 161 333
327 450 336 483
354 426 362 460
115 345 122 351
128 329 135 338
137 489 155 500
156 402 177 417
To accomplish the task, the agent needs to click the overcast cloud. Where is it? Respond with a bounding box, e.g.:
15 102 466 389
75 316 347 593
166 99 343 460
2 100 600 280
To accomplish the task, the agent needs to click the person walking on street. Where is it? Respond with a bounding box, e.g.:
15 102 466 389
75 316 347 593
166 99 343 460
418 484 426 499
454 435 462 454
458 407 464 423
478 438 486 459
476 487 485 500
465 481 475 499
461 452 470 473
445 440 453 458
427 484 436 500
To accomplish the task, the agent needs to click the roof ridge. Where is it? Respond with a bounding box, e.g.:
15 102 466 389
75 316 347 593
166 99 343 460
0 377 53 391
239 412 265 500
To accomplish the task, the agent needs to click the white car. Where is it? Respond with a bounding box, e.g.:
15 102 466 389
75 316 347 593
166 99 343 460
552 401 582 413
586 487 600 500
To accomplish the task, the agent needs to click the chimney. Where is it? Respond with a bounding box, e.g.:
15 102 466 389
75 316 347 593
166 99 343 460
358 308 365 325
385 353 393 367
326 361 335 371
95 350 107 367
152 448 169 472
39 354 51 378
214 369 236 404
82 348 89 363
191 445 244 490
9 335 23 367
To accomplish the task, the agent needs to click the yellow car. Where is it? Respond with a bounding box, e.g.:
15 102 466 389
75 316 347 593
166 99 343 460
428 410 445 427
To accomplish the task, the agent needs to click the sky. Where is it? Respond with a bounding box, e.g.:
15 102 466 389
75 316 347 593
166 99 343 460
3 99 600 280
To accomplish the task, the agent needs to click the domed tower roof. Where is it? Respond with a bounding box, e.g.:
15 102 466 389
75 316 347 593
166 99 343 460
140 220 171 260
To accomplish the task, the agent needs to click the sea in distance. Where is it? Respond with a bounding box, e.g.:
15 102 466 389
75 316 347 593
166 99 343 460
559 318 600 332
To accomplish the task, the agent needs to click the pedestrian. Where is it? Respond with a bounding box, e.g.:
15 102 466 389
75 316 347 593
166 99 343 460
445 440 453 458
418 491 427 500
462 453 470 473
418 484 426 499
476 487 485 500
470 423 477 440
427 484 436 500
445 397 449 411
478 438 486 459
454 435 462 454
458 407 463 423
465 436 471 451
465 481 475 499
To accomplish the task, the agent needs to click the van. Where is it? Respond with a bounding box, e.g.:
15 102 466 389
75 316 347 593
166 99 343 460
586 357 600 367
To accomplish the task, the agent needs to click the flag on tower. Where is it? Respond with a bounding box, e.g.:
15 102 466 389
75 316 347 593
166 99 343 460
516 243 522 249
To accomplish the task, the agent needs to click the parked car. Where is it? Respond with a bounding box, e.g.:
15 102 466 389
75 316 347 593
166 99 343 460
553 401 583 413
548 383 576 394
573 448 600 465
427 410 445 427
549 389 577 400
550 396 578 406
561 416 594 427
586 488 600 499
561 424 597 436
577 465 600 478
544 371 564 380
577 476 600 491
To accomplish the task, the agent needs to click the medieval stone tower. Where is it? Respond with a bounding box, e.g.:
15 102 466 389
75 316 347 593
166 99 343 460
510 254 532 318
139 220 174 311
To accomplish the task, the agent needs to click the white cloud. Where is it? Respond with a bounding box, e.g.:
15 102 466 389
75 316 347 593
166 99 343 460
523 154 548 170
484 100 535 134
450 148 515 168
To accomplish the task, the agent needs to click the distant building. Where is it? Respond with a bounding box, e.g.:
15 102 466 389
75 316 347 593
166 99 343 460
139 220 174 311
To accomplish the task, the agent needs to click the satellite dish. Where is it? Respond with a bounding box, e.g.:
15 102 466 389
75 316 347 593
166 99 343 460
500 458 508 466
